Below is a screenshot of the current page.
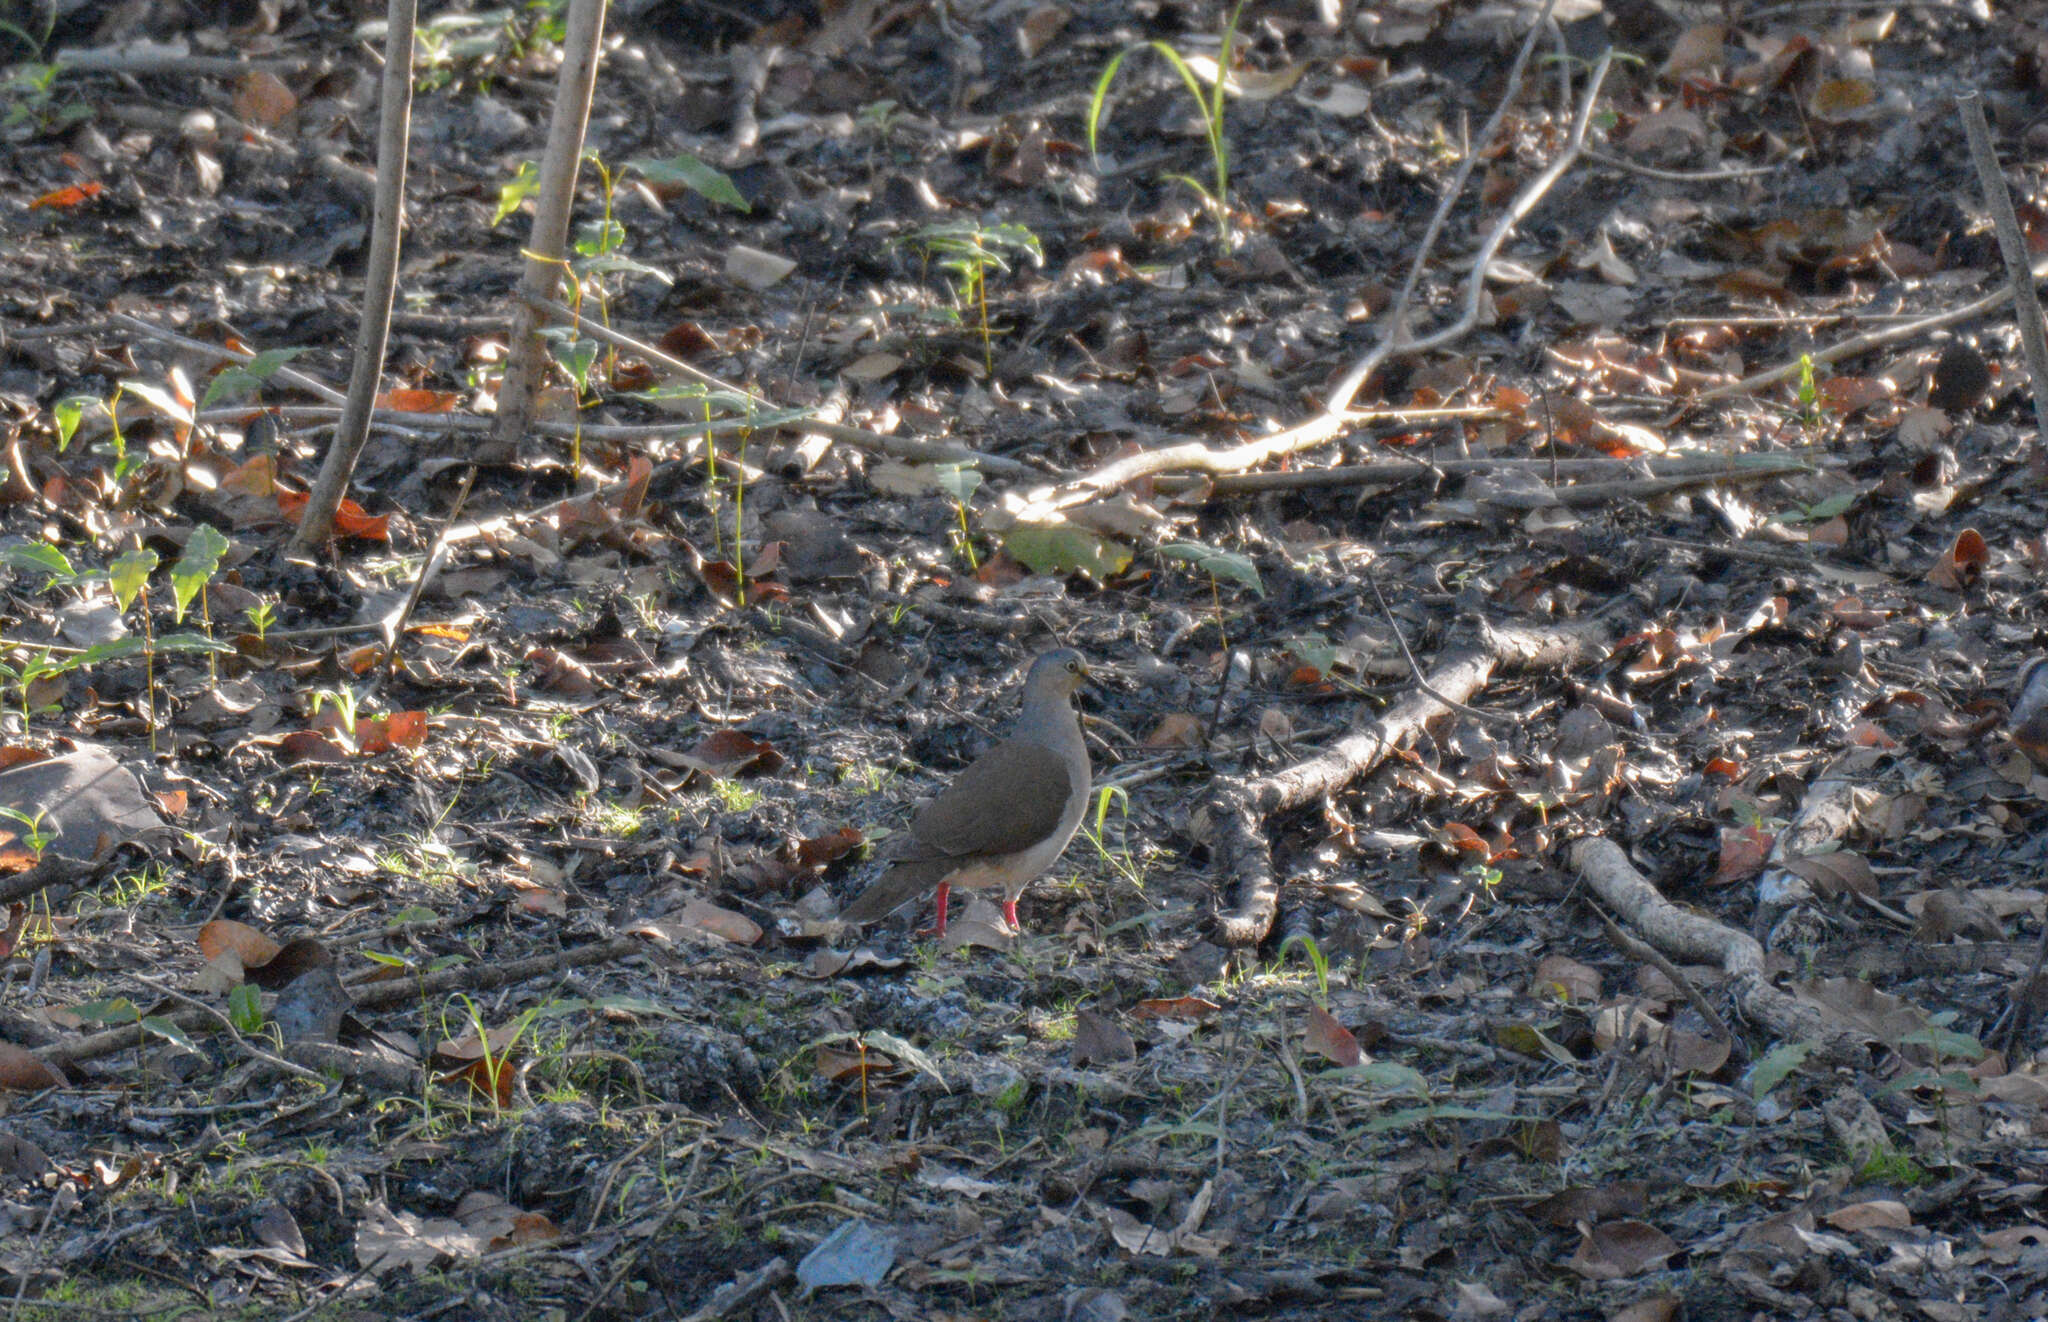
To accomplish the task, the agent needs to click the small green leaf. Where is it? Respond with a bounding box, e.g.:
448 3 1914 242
1749 1040 1813 1102
139 1015 200 1055
108 548 158 612
1002 523 1132 581
1159 541 1263 596
73 637 148 667
227 983 264 1035
197 348 306 410
861 1029 947 1089
69 996 143 1025
155 631 233 655
625 153 750 212
1898 1025 1986 1062
548 337 600 391
492 160 540 227
1364 1104 1518 1132
931 463 982 506
170 525 229 624
53 395 98 451
573 253 673 285
1332 1060 1433 1096
572 217 626 257
1 543 76 586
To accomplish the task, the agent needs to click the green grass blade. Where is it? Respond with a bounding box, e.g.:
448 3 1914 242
1086 46 1136 159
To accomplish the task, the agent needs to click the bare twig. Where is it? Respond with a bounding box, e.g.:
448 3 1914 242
1017 40 1611 524
1584 149 1781 183
489 0 611 459
1957 91 2048 446
54 47 302 76
1589 902 1735 1045
1684 257 2048 407
382 464 476 680
127 974 328 1084
1009 408 1500 520
1363 569 1515 726
109 314 348 407
1163 450 1817 496
289 0 418 553
1326 0 1566 415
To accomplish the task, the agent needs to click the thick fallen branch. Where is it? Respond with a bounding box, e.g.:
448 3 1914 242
1165 450 1817 496
1570 837 1868 1066
1198 618 1609 945
1003 408 1499 522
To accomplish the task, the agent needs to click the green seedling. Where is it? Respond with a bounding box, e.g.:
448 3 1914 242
1795 353 1823 430
0 646 66 724
0 5 54 60
1088 0 1248 248
1277 931 1332 1007
244 599 277 645
68 995 199 1056
170 524 230 682
1159 540 1262 648
308 684 361 743
1078 783 1146 897
0 805 53 858
1 62 88 139
900 220 1043 375
227 983 265 1036
197 348 307 410
932 463 984 570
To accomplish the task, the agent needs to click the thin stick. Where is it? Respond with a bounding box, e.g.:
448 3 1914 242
108 314 347 407
1684 259 2048 406
1957 91 2048 447
1325 0 1562 415
289 0 418 553
1022 43 1612 521
1590 902 1735 1045
382 465 476 680
1363 569 1516 726
489 0 611 458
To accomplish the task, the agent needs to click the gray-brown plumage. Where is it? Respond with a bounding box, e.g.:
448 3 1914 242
838 649 1092 936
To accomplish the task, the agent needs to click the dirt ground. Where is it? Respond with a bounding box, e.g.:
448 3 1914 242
5 0 2048 1317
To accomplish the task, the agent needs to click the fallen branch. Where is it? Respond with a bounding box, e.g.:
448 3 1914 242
1010 40 1610 525
1166 450 1818 496
1199 618 1608 945
1569 836 1868 1066
1006 408 1499 521
1683 255 2048 407
54 45 303 76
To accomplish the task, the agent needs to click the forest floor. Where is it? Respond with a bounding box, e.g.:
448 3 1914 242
5 0 2048 1317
